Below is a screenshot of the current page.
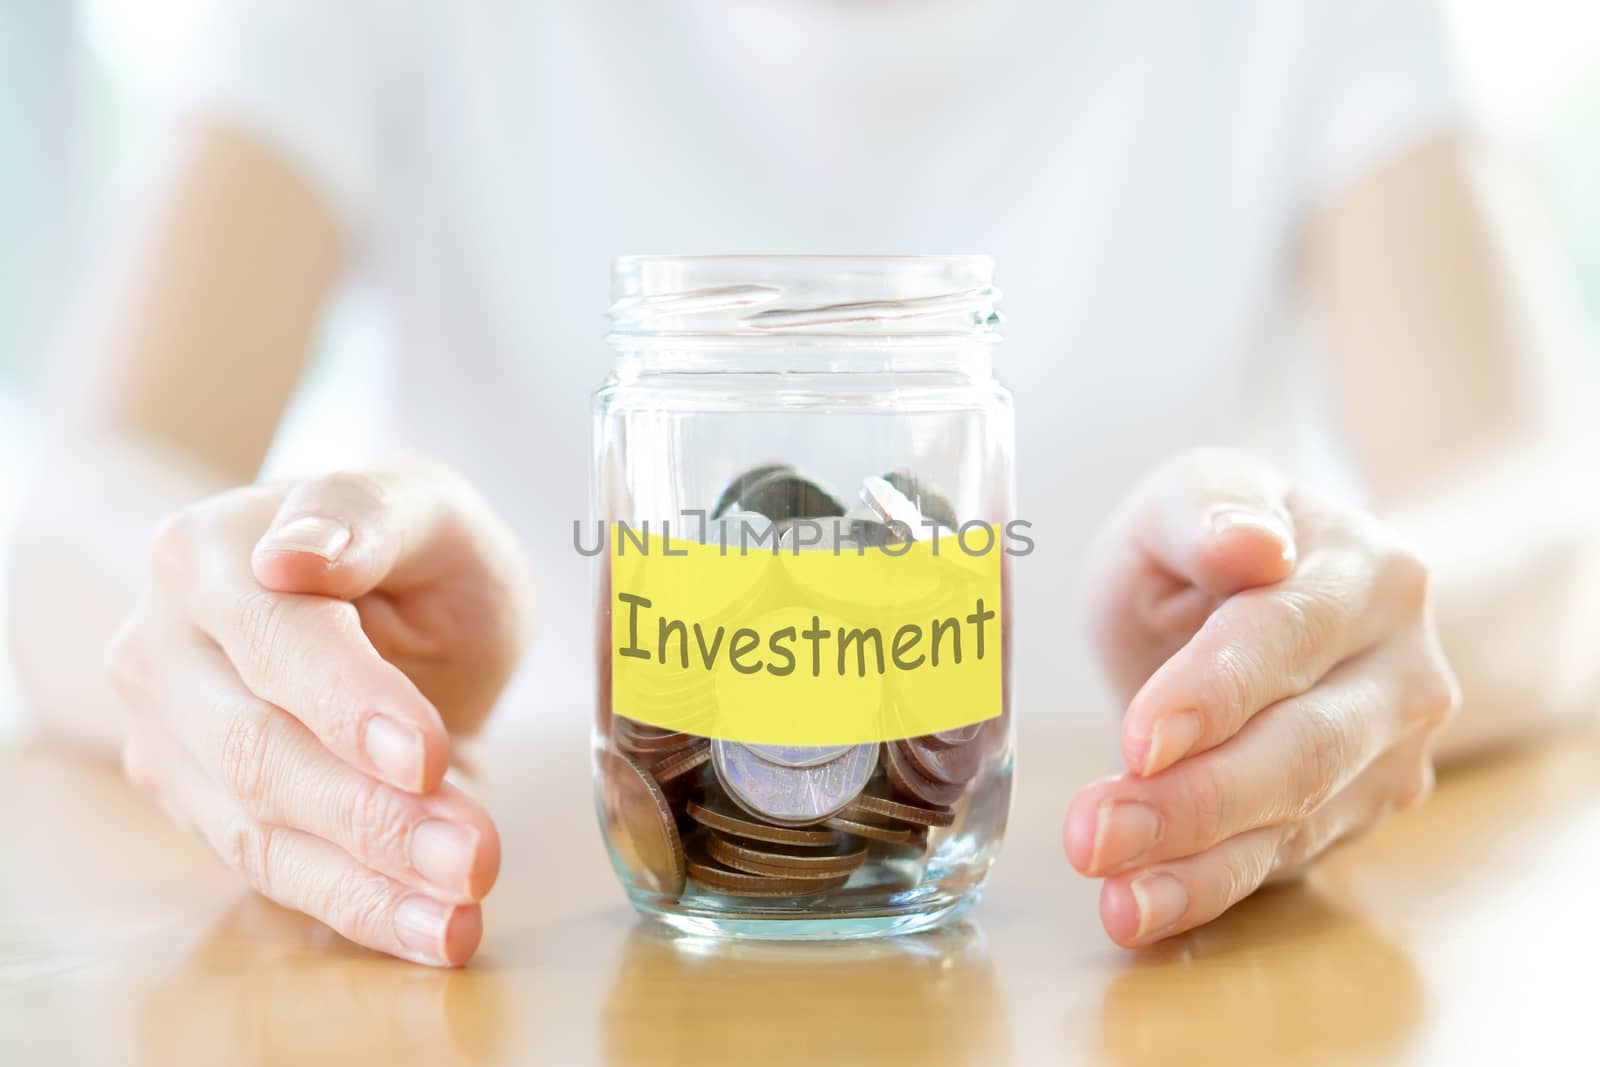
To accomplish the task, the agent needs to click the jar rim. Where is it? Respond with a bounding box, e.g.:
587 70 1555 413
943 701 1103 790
608 254 1001 343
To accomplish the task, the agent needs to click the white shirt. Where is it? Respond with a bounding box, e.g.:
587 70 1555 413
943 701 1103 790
181 0 1465 733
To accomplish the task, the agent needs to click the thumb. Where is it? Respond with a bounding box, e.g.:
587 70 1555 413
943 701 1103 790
1141 447 1297 597
250 463 477 599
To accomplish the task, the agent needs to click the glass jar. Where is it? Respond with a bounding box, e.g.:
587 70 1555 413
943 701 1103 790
591 255 1015 939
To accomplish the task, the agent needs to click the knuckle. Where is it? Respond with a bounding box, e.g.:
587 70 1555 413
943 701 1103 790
1393 758 1437 812
1222 836 1275 906
324 876 390 940
1273 820 1314 872
308 665 362 752
103 625 153 706
1415 657 1462 731
218 706 277 810
1288 704 1351 817
1177 759 1230 847
148 510 199 582
1382 548 1431 615
233 589 294 687
1267 588 1337 693
221 815 276 890
319 597 363 637
120 735 159 792
344 776 416 866
1199 641 1264 733
317 867 396 939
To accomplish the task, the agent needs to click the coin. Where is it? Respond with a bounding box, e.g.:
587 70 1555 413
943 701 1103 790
705 830 868 875
685 840 850 897
614 729 700 763
845 793 956 828
882 470 959 531
746 743 855 769
885 741 965 807
713 740 878 826
615 717 679 739
709 850 858 881
649 741 711 783
728 470 845 523
684 799 844 848
899 733 986 786
598 749 686 896
841 508 905 548
859 475 926 536
712 463 793 518
822 815 921 846
613 718 696 753
929 724 983 747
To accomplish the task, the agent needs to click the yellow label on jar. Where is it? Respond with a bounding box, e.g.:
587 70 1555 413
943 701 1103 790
608 528 1003 744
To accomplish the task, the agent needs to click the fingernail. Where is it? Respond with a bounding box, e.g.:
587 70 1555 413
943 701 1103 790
1092 800 1162 873
365 715 424 791
1143 710 1202 775
394 895 452 965
1209 508 1295 565
258 515 351 561
411 820 479 898
1130 872 1188 940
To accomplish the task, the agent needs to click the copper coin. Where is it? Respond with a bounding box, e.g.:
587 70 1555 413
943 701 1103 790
928 724 984 747
649 742 711 783
598 749 685 896
899 734 986 786
615 716 680 740
707 836 864 881
706 830 867 875
614 726 693 749
710 852 855 881
822 815 920 846
845 793 956 828
885 742 965 807
685 841 848 898
685 799 844 848
614 719 695 752
618 740 699 765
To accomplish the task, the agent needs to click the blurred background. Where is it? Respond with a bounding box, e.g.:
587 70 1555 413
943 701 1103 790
2 0 1599 739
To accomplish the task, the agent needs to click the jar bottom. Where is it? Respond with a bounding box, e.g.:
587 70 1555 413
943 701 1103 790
600 757 1012 941
628 887 983 941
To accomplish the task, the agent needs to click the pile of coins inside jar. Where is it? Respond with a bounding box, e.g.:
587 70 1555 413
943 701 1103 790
599 465 1003 901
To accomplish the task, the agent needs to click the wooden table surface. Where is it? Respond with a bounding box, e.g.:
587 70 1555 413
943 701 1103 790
3 713 1597 1066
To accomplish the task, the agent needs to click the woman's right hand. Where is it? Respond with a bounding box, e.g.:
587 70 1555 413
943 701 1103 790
105 460 534 966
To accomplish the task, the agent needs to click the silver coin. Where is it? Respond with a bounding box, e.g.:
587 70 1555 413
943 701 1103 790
859 475 924 532
731 471 845 523
746 743 855 768
881 471 960 531
712 740 878 826
859 476 953 543
841 507 904 549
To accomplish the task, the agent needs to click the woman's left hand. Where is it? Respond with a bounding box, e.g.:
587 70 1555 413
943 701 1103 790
1068 447 1459 946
